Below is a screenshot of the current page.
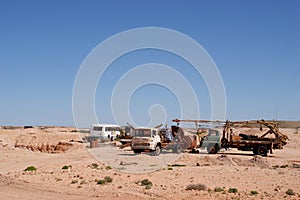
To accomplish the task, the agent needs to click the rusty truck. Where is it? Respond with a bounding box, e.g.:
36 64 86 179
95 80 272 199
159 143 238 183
172 119 289 156
130 124 195 155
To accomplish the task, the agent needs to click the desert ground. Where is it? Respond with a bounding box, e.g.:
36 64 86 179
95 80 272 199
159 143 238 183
0 126 299 200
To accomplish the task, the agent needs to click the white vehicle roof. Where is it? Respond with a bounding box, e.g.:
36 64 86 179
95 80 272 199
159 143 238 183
135 127 159 130
91 124 120 127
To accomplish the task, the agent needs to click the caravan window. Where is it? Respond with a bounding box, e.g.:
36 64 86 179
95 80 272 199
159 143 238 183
105 127 120 132
93 126 102 131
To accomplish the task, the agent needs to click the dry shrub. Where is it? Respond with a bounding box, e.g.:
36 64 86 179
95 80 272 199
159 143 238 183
186 183 207 191
24 166 36 171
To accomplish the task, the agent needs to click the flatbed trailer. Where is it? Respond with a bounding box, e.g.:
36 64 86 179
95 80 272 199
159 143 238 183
221 119 289 156
226 138 275 155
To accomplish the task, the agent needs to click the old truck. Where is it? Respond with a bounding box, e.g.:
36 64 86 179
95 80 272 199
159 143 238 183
172 119 289 156
130 125 192 155
200 129 222 154
172 119 223 154
220 119 289 156
131 127 162 155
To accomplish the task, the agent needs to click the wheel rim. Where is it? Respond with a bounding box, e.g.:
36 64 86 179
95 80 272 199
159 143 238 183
258 146 266 155
208 144 217 154
210 146 216 154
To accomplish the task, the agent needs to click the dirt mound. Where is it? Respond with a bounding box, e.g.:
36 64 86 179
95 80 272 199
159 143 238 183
177 154 238 167
176 154 222 166
15 141 82 153
176 154 272 168
13 131 84 153
250 155 271 167
216 155 238 166
231 155 271 168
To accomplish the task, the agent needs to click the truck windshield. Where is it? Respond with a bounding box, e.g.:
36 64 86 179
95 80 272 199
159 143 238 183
208 129 219 136
134 129 151 137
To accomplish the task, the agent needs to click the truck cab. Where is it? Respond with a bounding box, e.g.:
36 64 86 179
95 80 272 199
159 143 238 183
200 129 222 154
131 127 162 155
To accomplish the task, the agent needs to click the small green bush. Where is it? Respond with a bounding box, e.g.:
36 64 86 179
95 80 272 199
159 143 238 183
145 185 152 190
71 179 78 184
24 166 36 171
62 165 70 170
97 179 106 185
139 179 153 189
96 176 113 185
250 190 259 195
169 164 186 167
228 188 238 193
141 179 152 186
92 163 99 169
285 189 295 195
280 165 289 168
105 165 112 170
186 183 207 191
214 187 224 192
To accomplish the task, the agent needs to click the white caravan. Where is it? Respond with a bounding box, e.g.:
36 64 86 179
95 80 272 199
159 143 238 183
90 124 121 139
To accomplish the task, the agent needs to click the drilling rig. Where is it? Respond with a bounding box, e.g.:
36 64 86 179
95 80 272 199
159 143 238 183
172 119 289 156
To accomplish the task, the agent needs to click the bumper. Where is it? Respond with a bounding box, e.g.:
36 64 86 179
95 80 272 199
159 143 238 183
131 144 155 151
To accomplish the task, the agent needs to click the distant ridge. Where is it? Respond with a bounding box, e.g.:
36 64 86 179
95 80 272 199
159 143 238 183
241 120 300 128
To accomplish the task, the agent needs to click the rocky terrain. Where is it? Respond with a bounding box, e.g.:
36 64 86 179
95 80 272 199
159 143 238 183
0 126 299 199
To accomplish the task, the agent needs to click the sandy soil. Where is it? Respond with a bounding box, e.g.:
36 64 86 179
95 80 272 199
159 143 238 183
0 127 299 199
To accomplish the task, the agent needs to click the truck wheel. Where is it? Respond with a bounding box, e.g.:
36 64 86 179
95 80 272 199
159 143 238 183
133 150 142 154
221 138 228 148
152 145 161 156
256 146 268 156
207 144 219 154
172 144 181 154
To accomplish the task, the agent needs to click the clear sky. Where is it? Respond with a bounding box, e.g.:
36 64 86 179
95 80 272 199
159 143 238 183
1 0 299 127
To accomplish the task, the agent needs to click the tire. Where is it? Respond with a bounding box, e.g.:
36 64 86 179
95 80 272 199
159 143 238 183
190 148 199 154
152 145 161 156
207 144 219 154
172 144 181 154
256 146 268 156
221 138 228 148
133 149 142 154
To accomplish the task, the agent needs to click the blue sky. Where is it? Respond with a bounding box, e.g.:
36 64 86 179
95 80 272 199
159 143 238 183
0 0 299 127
